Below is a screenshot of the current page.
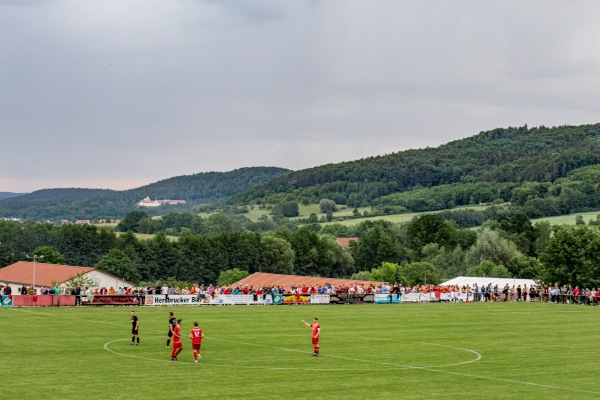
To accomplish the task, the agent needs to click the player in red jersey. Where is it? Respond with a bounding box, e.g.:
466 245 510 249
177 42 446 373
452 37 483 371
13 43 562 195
171 319 183 361
301 317 320 356
189 321 205 363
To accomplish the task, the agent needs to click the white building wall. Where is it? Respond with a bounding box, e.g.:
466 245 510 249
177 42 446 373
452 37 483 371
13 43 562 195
79 270 135 290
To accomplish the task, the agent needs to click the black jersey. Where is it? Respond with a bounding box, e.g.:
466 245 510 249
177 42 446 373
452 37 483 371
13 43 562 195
132 315 138 328
169 317 177 330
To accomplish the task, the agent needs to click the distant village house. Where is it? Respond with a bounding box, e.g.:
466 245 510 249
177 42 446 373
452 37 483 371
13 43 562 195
335 237 359 247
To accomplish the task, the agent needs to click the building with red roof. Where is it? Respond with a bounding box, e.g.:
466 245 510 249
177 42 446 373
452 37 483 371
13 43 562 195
0 261 134 294
231 272 382 290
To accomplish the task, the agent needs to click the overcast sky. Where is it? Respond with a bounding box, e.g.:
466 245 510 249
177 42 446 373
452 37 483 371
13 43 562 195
2 1 600 193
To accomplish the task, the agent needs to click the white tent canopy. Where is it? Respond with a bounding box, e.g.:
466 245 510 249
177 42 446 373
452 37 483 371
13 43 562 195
441 276 537 288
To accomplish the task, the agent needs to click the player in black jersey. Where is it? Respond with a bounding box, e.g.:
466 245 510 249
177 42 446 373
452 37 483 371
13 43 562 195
166 312 177 347
130 310 139 345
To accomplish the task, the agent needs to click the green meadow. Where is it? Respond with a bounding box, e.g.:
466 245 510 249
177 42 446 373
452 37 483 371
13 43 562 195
531 211 600 226
1 302 599 399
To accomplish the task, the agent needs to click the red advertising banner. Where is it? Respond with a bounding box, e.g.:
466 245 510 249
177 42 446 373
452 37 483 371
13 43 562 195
83 295 140 306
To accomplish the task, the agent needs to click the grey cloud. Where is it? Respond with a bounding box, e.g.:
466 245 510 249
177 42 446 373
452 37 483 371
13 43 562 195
1 0 600 192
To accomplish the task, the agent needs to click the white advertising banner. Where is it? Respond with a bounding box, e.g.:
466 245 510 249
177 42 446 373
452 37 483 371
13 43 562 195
144 294 208 306
211 294 257 305
439 292 473 302
401 292 435 302
310 294 330 304
145 294 271 306
398 292 473 302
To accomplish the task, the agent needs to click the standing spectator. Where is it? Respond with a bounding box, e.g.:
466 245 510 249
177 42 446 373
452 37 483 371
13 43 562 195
189 322 204 363
530 285 538 302
493 284 499 301
573 286 581 304
551 284 560 303
484 284 491 302
569 286 576 304
74 286 81 306
542 284 549 302
561 285 568 304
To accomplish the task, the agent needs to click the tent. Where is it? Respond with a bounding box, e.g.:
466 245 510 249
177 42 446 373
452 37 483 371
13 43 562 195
440 276 537 288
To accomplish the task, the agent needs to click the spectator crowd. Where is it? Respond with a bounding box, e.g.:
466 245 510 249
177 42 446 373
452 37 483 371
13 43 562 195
3 281 599 306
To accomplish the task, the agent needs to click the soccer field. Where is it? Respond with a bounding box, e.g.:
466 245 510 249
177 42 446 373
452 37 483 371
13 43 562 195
1 302 598 399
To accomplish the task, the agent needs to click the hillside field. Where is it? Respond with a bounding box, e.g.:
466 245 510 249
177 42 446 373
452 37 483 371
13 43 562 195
106 207 600 244
204 204 490 225
2 302 599 399
531 211 600 226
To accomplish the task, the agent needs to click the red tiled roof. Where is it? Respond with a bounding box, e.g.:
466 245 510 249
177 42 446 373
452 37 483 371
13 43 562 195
335 237 359 247
231 272 383 289
0 261 94 287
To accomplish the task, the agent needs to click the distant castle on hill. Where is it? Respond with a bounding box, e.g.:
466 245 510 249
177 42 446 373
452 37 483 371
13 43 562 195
138 197 186 207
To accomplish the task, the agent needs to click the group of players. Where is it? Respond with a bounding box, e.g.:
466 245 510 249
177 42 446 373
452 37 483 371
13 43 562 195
130 310 204 362
130 310 321 361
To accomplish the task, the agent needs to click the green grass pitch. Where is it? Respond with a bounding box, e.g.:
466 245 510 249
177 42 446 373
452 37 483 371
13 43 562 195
1 302 598 399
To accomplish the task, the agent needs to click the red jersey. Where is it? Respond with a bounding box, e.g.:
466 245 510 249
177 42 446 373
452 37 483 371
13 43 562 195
311 323 320 345
311 323 320 338
190 327 203 344
172 325 182 344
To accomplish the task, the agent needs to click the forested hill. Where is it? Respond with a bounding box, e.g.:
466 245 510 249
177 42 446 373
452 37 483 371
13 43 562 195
230 124 600 209
0 192 26 200
123 167 290 203
0 167 290 221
